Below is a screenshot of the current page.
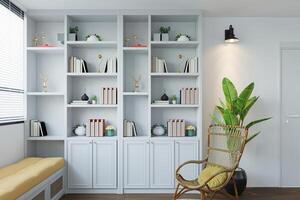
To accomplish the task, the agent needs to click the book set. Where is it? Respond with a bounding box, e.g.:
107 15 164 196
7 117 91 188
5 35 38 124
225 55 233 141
180 88 199 104
123 120 138 137
101 87 118 104
167 119 186 137
69 56 88 73
152 57 168 73
183 57 198 73
99 57 118 73
152 56 198 73
87 119 105 137
30 120 48 137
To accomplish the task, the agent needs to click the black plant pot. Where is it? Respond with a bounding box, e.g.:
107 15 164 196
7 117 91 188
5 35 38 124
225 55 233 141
225 168 247 196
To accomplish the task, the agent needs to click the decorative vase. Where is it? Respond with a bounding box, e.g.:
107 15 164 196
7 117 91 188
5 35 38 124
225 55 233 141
91 100 96 104
153 33 161 41
161 33 169 41
225 168 247 196
161 93 169 101
106 129 115 136
81 93 89 101
74 126 86 136
177 35 190 42
69 33 77 41
86 34 99 42
152 125 166 136
172 100 176 104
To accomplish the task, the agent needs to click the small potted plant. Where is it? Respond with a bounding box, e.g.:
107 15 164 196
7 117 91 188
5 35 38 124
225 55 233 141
86 34 102 42
69 26 79 41
176 33 191 42
90 96 97 104
160 26 171 41
171 95 177 104
185 125 196 136
105 125 116 136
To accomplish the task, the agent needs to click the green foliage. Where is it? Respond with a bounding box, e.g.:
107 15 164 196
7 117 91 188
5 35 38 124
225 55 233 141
69 26 79 34
175 33 191 41
85 34 102 41
171 95 177 101
212 77 271 144
159 26 171 33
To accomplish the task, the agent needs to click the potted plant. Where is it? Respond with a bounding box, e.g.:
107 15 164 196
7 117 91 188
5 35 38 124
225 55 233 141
160 26 171 41
85 34 102 42
171 95 177 104
90 96 97 104
211 77 271 196
185 125 196 136
69 26 79 41
176 33 191 42
105 125 116 136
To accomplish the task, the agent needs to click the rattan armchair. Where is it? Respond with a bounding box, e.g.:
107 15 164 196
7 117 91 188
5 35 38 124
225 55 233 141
174 125 248 200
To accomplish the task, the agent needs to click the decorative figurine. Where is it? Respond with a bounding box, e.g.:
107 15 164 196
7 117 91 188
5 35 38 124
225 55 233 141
33 35 40 47
133 75 142 92
40 74 48 92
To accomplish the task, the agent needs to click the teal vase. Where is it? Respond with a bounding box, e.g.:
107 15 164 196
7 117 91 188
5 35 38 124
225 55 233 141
106 130 115 137
186 130 196 136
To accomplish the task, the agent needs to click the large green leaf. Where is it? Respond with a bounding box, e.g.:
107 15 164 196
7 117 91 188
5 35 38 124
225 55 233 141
216 106 225 115
246 132 261 144
223 109 239 125
246 117 272 129
236 82 254 113
240 96 258 121
222 78 238 109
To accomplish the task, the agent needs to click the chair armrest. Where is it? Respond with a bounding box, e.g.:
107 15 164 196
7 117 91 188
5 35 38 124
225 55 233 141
176 158 208 174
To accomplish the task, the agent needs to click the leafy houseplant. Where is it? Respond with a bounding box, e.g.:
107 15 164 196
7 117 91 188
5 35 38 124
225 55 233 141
85 34 102 42
212 77 271 196
160 26 171 41
69 26 79 41
171 95 177 104
176 33 191 42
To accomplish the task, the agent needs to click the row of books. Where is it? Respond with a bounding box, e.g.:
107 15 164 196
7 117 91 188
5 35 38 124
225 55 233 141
167 119 185 137
183 57 198 73
87 119 105 137
69 56 88 73
152 57 168 73
30 120 48 137
124 120 138 137
99 58 118 73
101 87 118 104
180 88 199 104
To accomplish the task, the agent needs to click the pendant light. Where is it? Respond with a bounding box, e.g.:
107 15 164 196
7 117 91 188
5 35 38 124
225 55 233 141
225 25 239 43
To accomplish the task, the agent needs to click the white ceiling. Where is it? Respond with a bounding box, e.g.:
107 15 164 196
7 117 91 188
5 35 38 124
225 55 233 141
15 0 300 17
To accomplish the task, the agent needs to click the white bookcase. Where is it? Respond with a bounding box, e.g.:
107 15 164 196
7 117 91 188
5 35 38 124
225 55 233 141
25 10 203 194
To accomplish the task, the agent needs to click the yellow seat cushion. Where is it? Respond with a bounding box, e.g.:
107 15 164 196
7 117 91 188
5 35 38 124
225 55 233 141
0 157 64 200
198 165 228 189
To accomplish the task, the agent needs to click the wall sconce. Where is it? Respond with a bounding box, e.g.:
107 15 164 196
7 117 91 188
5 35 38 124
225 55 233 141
225 25 239 43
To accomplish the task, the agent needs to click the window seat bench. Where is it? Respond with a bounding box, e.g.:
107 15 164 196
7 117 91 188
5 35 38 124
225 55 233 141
0 157 65 200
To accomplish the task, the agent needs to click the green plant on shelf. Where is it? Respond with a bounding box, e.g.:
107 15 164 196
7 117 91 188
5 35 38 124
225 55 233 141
69 26 79 34
160 26 171 33
175 33 191 41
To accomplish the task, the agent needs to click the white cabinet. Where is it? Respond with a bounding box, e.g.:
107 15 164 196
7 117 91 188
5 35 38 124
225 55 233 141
68 140 93 188
124 140 149 188
93 140 117 188
175 140 199 180
150 141 174 188
67 140 117 189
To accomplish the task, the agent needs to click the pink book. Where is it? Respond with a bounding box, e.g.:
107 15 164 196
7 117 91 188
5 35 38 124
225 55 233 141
90 119 95 137
99 119 103 137
194 88 199 104
103 88 107 104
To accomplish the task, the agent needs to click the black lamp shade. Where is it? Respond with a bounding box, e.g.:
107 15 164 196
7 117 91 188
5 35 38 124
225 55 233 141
225 25 239 43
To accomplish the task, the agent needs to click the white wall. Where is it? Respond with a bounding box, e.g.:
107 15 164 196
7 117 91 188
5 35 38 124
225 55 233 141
203 17 300 187
0 123 24 167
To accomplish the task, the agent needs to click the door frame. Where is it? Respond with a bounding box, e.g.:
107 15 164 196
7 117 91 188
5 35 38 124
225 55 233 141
279 42 300 187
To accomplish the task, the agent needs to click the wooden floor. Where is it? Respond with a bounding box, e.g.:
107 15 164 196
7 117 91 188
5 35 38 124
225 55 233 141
62 188 300 200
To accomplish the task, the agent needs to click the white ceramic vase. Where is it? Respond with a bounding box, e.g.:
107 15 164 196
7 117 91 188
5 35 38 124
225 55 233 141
74 126 86 136
86 35 99 42
177 35 190 42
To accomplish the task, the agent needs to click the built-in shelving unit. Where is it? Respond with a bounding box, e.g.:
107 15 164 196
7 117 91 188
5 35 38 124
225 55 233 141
25 10 202 194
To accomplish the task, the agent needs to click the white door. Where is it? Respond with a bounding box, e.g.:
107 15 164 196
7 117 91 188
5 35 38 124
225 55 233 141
281 49 300 186
93 140 117 188
68 140 93 188
175 140 199 181
124 140 149 188
150 140 174 188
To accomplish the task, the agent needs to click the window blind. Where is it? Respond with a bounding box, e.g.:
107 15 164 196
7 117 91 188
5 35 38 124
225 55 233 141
0 1 24 123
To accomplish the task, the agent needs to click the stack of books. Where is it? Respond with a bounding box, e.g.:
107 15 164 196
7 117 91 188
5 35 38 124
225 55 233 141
183 57 198 73
152 57 168 73
167 119 185 137
70 100 89 105
69 56 88 73
30 120 48 137
87 119 105 137
124 120 137 137
101 87 118 104
153 100 169 105
180 88 199 104
99 57 118 73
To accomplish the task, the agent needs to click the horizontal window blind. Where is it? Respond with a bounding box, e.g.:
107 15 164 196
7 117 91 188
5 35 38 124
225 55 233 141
0 1 24 123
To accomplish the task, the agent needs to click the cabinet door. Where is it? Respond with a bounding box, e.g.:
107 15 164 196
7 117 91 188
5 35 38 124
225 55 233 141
150 141 174 188
93 140 117 188
175 140 199 181
68 140 93 188
124 140 149 188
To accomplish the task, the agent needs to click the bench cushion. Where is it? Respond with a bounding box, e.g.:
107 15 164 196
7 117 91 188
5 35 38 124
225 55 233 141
0 157 64 200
